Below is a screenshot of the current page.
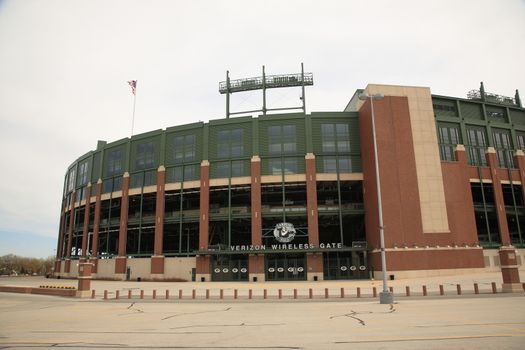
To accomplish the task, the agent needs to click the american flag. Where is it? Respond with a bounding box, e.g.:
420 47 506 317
127 80 137 95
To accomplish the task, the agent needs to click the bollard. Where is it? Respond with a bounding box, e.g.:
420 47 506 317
340 288 345 298
103 290 108 300
456 284 462 295
234 289 238 299
91 289 96 299
474 283 479 295
422 285 427 296
263 289 267 299
293 289 297 299
192 289 196 299
153 290 157 299
128 290 132 299
278 289 282 299
405 286 410 297
165 290 169 299
115 290 120 299
373 287 377 298
220 289 224 299
178 289 183 299
439 285 444 295
309 288 313 299
206 289 210 299
248 289 252 300
140 290 144 299
357 287 361 298
491 282 497 294
325 288 329 299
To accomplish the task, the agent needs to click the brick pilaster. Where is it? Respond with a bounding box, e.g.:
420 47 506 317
196 161 210 281
80 183 91 260
117 173 130 256
305 153 319 246
90 180 102 272
198 161 210 251
251 156 262 246
65 191 76 259
486 147 510 245
115 173 130 275
152 166 166 275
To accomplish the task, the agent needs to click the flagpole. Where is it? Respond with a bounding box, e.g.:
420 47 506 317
129 80 137 136
131 90 136 136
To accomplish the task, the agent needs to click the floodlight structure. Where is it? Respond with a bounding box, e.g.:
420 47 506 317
219 63 313 118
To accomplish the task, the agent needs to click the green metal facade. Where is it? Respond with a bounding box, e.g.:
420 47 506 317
63 112 360 196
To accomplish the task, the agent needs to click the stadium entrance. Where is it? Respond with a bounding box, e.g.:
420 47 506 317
323 251 368 280
265 253 306 281
211 255 248 281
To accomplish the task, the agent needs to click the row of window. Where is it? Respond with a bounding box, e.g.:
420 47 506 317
438 122 523 167
64 123 355 196
433 100 525 125
64 181 364 257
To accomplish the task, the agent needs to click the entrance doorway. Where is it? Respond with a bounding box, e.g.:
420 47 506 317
212 255 248 281
265 253 306 281
323 251 368 280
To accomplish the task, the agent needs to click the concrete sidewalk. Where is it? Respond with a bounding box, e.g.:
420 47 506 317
2 271 525 300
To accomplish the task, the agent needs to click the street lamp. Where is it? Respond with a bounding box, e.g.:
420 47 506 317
358 92 394 304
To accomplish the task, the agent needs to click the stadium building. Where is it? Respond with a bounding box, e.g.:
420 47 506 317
53 71 524 288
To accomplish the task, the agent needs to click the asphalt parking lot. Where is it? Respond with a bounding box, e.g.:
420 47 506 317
1 292 524 349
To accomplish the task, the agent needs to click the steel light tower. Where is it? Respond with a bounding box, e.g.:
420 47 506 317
359 92 394 304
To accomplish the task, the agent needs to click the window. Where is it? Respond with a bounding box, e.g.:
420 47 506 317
466 127 487 166
216 160 245 178
136 142 155 170
321 123 350 153
437 123 460 161
268 158 298 175
107 149 123 176
77 161 89 187
517 132 525 150
323 157 352 173
268 125 297 155
67 168 76 192
217 129 244 158
173 134 196 164
493 129 514 168
486 106 507 123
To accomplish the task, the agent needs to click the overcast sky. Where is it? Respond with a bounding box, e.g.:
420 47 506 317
0 0 524 258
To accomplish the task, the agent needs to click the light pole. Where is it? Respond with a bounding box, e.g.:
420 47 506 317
359 92 394 304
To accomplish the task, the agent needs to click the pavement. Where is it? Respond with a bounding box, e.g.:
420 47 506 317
0 292 524 349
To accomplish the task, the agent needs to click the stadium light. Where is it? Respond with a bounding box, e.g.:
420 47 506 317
358 92 394 304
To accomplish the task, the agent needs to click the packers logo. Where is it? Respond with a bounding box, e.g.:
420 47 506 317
273 222 296 243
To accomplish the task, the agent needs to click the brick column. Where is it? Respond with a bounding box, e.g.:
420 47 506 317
249 156 264 282
80 183 91 262
487 148 521 291
151 166 166 277
485 147 510 244
64 191 76 274
89 180 102 273
251 156 262 246
305 153 319 246
514 150 525 222
115 173 130 278
305 153 322 281
196 160 211 282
